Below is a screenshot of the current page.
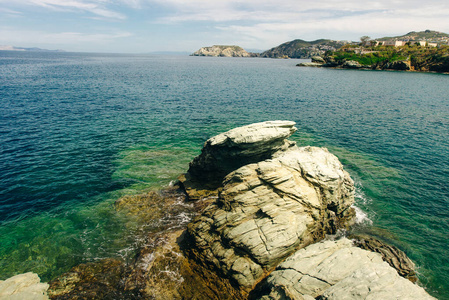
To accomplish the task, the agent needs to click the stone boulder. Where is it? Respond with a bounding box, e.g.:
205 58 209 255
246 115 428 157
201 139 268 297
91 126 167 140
342 60 363 69
296 62 323 67
311 56 325 63
184 122 355 292
253 238 435 300
0 272 49 300
186 121 297 186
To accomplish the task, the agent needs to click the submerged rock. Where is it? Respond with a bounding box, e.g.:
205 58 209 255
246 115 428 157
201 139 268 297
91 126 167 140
0 272 49 300
252 238 435 300
48 258 132 299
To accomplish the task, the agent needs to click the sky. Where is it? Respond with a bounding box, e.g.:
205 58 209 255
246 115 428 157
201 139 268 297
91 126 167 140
0 0 449 53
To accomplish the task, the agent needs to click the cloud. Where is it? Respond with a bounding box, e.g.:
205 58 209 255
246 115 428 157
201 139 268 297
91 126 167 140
210 4 449 50
1 0 128 19
148 0 449 32
0 27 133 46
0 7 23 15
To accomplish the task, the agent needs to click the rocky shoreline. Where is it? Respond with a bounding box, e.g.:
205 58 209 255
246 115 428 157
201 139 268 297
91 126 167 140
0 121 436 299
297 55 449 74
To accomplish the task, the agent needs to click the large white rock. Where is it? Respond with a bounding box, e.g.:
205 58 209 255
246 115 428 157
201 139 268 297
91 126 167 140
187 144 355 289
258 238 436 300
187 121 298 183
0 272 49 300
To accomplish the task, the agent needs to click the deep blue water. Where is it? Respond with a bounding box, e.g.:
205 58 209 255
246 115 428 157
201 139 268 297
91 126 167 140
0 51 448 298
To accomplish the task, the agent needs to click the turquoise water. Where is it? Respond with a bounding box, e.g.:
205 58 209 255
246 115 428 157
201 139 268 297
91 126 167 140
0 52 448 298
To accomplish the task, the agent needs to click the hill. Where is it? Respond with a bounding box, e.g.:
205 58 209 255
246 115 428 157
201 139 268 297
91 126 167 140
301 43 449 73
260 39 348 59
377 30 449 42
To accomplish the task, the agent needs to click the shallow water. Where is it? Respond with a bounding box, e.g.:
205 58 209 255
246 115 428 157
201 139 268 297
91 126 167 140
0 52 448 298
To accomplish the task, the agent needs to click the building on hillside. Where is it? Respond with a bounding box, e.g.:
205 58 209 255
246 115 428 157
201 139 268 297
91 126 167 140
418 41 427 46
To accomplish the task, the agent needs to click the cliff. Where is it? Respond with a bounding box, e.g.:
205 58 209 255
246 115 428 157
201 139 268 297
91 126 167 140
297 45 449 73
191 45 257 57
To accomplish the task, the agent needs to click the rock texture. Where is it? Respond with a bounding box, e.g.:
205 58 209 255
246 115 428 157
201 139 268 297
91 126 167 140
0 272 49 300
183 121 355 292
187 120 297 185
253 238 435 300
191 45 253 57
351 235 418 282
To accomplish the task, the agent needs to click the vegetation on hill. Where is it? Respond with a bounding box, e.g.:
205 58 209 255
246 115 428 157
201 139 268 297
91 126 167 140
323 44 449 72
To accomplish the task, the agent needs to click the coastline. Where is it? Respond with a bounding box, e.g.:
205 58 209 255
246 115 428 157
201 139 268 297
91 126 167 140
1 53 448 299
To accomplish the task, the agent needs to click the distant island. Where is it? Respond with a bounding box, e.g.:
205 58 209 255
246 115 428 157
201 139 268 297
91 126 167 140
191 45 258 57
0 45 64 52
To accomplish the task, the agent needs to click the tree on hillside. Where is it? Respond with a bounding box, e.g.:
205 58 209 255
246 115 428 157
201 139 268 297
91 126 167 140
360 36 371 45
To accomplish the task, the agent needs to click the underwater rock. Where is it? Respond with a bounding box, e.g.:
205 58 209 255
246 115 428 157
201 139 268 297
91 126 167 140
252 238 435 300
47 258 134 299
123 229 246 299
0 272 49 300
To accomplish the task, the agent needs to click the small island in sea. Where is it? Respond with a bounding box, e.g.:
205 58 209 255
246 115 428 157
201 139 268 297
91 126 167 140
191 45 259 57
0 121 436 299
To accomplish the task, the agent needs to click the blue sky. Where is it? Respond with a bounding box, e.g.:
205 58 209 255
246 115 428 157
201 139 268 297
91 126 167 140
1 0 448 53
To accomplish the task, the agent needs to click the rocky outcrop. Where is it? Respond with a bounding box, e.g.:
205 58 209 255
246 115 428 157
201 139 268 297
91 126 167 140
252 238 435 299
297 56 414 71
183 121 355 292
0 272 49 300
296 62 324 67
38 121 435 299
186 121 297 186
384 60 411 70
181 121 435 299
191 45 255 57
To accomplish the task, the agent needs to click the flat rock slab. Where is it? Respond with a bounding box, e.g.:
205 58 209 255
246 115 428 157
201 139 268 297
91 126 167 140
0 272 49 300
255 238 436 300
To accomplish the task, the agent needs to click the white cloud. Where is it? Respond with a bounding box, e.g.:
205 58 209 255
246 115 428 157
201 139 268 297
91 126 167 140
0 27 133 47
31 0 127 19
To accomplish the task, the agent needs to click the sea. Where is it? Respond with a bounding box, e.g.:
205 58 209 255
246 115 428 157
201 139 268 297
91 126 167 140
0 51 448 299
